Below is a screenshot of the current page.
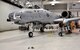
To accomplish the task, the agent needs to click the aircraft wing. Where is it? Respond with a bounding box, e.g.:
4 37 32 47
53 18 65 24
53 17 80 24
63 17 80 23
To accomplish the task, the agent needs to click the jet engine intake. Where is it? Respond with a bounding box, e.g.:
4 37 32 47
61 11 72 18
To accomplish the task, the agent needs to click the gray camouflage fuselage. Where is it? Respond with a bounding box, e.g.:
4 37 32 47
8 8 60 25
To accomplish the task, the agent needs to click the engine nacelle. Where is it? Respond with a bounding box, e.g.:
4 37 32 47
61 11 72 18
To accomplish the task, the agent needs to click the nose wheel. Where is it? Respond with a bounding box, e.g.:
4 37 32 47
28 32 33 38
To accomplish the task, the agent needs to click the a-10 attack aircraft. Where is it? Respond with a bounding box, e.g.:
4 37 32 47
7 5 80 38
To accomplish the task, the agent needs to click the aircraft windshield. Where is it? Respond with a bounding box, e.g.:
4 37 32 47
27 5 40 9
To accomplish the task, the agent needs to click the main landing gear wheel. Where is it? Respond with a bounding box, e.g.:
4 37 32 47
28 32 33 38
58 32 63 37
40 27 44 32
